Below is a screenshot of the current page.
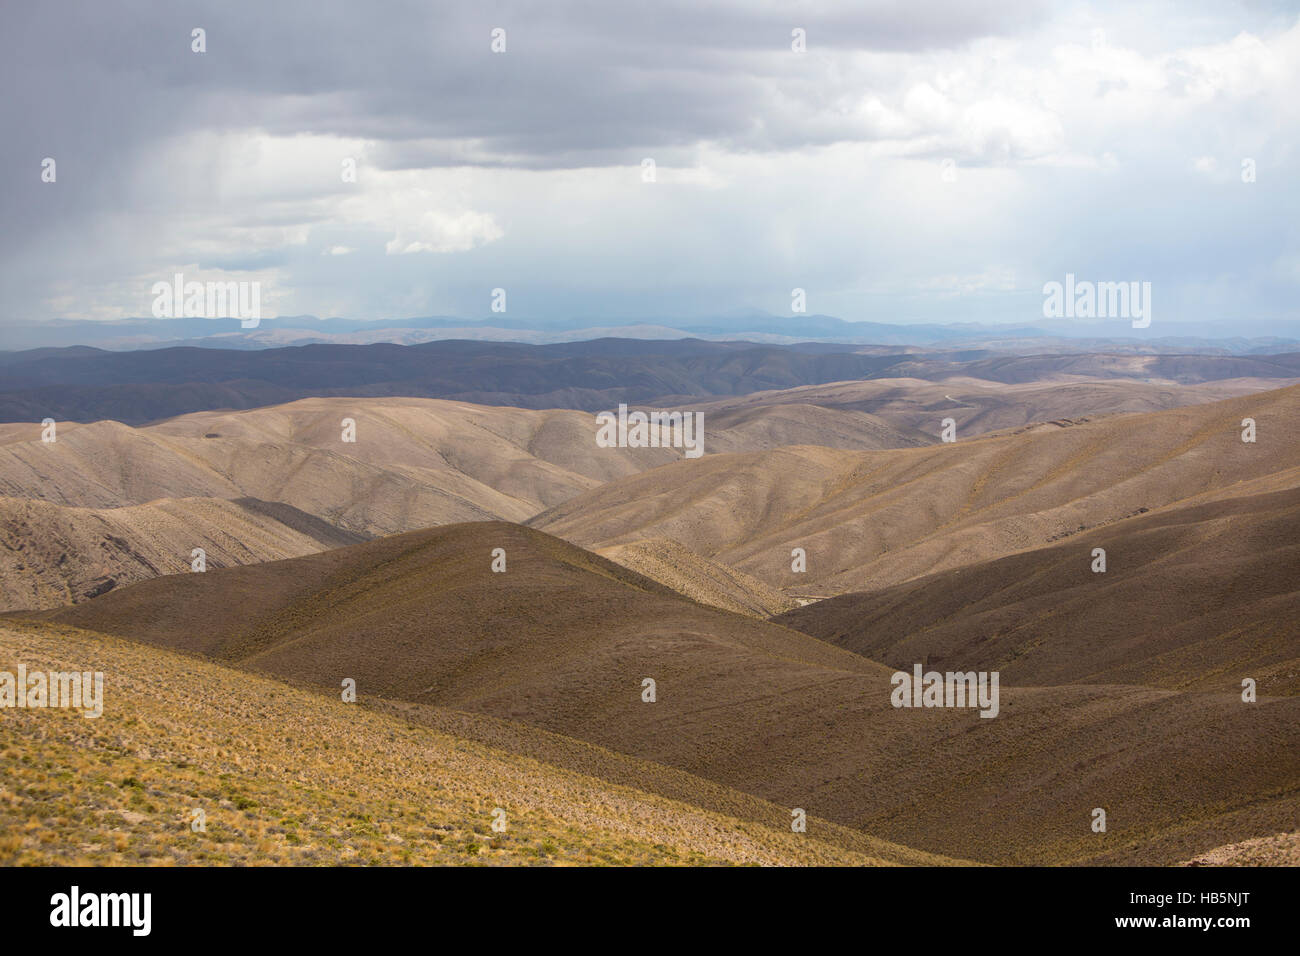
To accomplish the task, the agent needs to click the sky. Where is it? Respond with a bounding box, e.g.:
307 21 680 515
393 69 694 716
1 0 1298 333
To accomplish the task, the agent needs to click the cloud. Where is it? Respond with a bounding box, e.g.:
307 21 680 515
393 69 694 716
0 0 1296 329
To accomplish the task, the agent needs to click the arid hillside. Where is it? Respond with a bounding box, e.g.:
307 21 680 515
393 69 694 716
0 496 366 612
596 538 798 617
775 486 1300 694
4 380 1290 613
0 620 926 866
22 521 1299 866
533 385 1300 598
1181 831 1300 866
693 375 1287 440
0 396 926 534
0 395 926 610
0 403 649 530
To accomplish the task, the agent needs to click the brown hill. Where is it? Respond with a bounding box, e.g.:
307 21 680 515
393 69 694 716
24 521 1299 865
5 379 1284 615
0 396 926 533
0 404 635 532
775 486 1300 694
0 395 934 610
2 620 926 866
701 402 930 452
938 351 1300 385
533 385 1300 598
692 375 1286 440
0 496 366 612
597 538 798 617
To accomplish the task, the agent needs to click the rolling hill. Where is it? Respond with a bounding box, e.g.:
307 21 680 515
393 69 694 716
1 620 924 866
774 486 1300 694
0 395 928 609
21 520 1298 866
692 375 1289 440
0 496 367 612
0 396 924 531
0 404 634 531
532 385 1300 598
3 361 1288 615
595 538 798 617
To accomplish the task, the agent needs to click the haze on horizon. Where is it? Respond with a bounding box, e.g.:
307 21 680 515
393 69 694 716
2 0 1298 334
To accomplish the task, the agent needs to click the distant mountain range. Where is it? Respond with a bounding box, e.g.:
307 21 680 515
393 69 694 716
2 310 1297 352
3 338 1299 425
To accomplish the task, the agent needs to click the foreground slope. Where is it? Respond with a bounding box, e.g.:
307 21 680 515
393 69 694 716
776 486 1300 694
533 385 1300 597
32 521 889 704
28 521 1300 865
1182 831 1300 866
0 621 920 866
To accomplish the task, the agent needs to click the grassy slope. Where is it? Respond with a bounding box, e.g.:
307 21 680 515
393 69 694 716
0 621 940 867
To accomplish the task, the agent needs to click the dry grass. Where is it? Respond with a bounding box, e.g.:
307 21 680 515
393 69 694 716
0 621 903 867
1181 830 1300 866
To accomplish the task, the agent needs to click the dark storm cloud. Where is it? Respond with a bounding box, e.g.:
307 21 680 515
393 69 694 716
0 0 1043 285
4 0 1045 164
